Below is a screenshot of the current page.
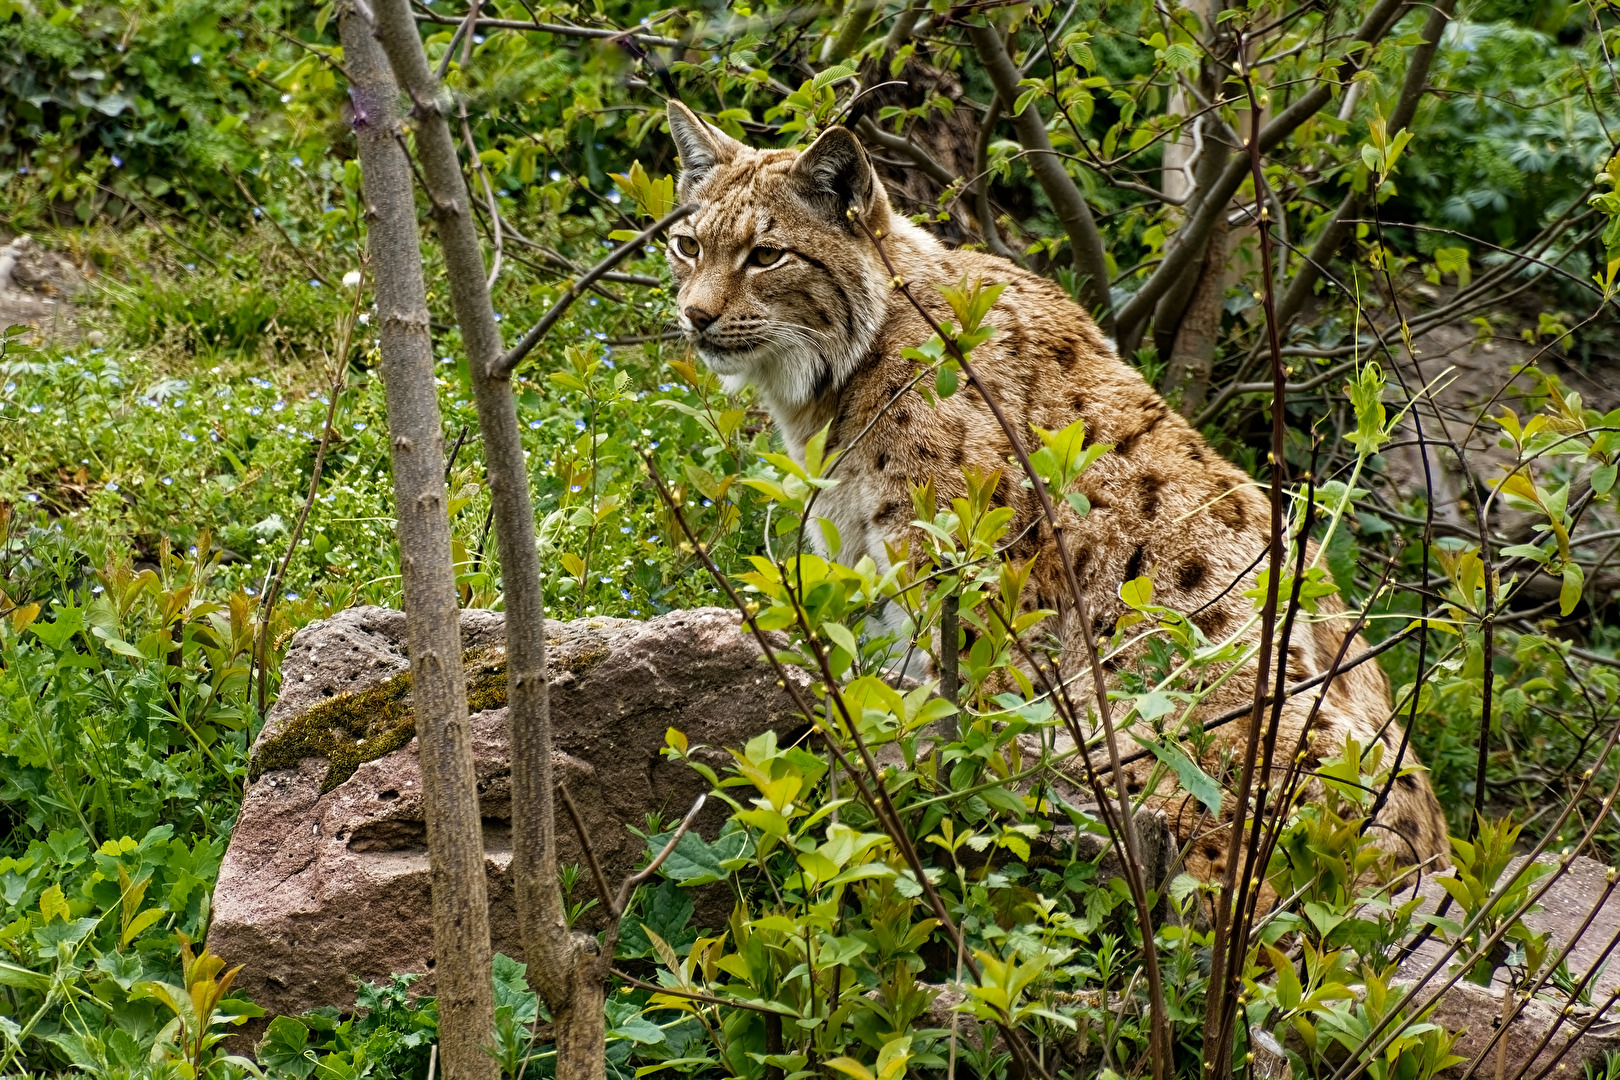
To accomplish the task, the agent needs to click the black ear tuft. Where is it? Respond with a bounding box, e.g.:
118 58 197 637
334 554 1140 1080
789 127 875 224
667 101 743 198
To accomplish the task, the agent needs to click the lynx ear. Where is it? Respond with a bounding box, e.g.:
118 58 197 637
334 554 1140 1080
667 101 742 197
790 126 876 224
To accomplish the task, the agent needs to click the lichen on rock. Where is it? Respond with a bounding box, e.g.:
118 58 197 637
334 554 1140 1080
251 646 510 792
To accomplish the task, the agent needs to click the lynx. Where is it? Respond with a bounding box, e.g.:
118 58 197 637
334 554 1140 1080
662 101 1450 882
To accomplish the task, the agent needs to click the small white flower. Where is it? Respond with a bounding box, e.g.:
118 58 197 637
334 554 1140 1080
342 270 362 288
357 313 370 325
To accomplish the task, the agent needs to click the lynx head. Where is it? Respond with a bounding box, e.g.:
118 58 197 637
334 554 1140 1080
663 102 894 414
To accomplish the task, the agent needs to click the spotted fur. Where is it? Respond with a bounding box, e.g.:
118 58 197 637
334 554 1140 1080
663 103 1450 881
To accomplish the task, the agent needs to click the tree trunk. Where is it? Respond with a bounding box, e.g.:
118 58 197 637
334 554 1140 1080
968 20 1116 335
335 6 497 1079
1161 216 1232 416
366 5 608 1079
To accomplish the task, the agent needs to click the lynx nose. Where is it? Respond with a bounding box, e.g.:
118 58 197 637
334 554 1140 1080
684 305 718 332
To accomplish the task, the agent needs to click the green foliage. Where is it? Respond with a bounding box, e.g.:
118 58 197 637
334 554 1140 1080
1 1 1618 1078
0 1 315 225
0 824 247 1076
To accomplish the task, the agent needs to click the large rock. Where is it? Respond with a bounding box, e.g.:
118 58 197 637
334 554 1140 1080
209 606 808 1024
1394 854 1620 1078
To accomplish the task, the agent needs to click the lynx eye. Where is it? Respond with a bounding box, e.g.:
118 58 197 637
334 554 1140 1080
749 246 784 267
673 235 700 259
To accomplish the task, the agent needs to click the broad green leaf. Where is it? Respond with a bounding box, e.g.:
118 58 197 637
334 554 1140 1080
1133 737 1222 816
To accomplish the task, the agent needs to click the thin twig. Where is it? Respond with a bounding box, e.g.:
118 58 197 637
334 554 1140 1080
254 282 363 715
613 794 706 917
558 783 613 917
411 5 683 47
494 204 696 377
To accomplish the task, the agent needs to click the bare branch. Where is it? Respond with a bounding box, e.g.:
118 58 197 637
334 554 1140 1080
968 20 1116 335
412 3 683 47
1113 0 1411 344
1274 0 1459 331
254 288 360 715
559 784 614 918
337 5 496 1077
612 793 706 916
854 116 957 188
495 203 695 378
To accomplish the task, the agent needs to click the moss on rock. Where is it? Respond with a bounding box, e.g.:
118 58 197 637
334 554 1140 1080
252 646 511 793
249 638 615 794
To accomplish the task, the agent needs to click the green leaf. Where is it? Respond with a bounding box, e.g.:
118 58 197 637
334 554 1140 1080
1133 737 1223 816
257 1017 316 1080
1593 463 1616 496
95 950 145 991
812 65 857 91
651 828 744 886
610 1015 668 1045
1561 562 1585 616
39 883 69 923
1120 576 1153 608
30 605 85 651
1345 364 1389 455
825 1058 878 1080
821 621 858 660
0 960 51 992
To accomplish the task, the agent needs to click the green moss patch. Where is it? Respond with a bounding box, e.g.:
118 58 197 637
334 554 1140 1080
252 647 511 793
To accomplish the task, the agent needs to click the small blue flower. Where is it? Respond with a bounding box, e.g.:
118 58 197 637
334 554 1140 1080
190 52 202 64
574 420 586 431
110 155 122 168
353 421 367 431
529 420 542 429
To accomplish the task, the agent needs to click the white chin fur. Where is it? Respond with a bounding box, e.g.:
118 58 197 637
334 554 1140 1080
698 340 826 412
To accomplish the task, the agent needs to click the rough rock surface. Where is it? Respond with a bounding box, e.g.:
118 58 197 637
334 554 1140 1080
209 606 809 1024
0 234 82 342
1396 854 1620 1078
